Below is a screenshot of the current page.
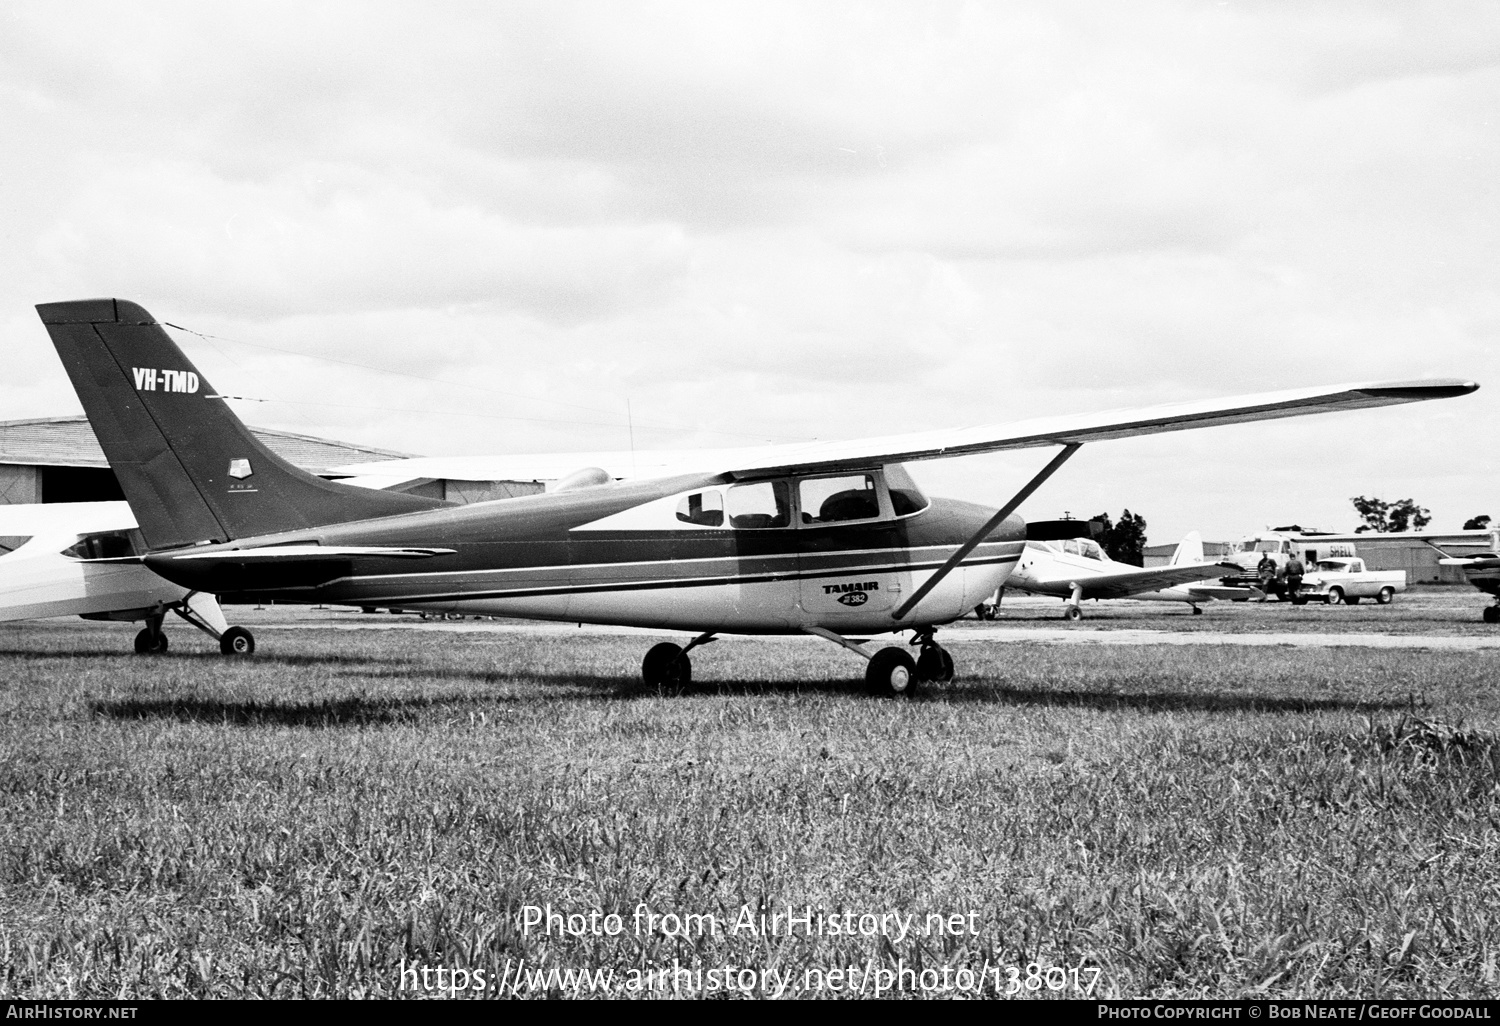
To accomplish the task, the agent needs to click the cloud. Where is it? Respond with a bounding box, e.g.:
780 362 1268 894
0 0 1495 539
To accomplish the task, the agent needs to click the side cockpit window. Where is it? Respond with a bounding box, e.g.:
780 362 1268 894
675 490 725 527
799 474 879 525
726 480 791 529
62 530 145 560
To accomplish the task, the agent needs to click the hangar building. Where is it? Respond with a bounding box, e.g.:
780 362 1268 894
1144 531 1494 584
0 416 544 506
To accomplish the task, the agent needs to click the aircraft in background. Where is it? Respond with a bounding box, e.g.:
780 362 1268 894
1000 525 1240 618
0 501 230 652
1424 533 1500 623
36 298 1477 694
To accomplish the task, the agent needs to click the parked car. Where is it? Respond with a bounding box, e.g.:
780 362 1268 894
1293 558 1405 606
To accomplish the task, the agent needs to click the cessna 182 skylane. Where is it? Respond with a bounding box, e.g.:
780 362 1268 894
36 298 1478 694
1003 528 1239 619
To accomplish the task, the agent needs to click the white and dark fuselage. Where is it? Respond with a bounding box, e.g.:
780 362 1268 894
143 467 1025 635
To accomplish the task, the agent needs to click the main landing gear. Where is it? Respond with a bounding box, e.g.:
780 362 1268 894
1062 582 1084 621
804 625 955 697
128 593 255 657
635 627 957 699
640 633 716 691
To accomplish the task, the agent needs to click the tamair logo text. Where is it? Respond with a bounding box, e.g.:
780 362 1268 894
824 581 879 606
132 367 200 393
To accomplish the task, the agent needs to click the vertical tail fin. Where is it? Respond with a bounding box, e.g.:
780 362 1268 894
1170 530 1205 566
36 298 447 550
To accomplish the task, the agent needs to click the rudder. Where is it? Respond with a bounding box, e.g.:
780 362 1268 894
37 298 447 550
1170 530 1205 566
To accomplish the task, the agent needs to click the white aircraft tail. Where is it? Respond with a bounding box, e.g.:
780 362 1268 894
1170 531 1205 566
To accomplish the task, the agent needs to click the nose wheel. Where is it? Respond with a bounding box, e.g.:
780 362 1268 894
911 629 954 683
219 627 256 655
866 647 918 696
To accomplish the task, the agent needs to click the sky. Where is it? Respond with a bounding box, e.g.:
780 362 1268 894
1 0 1495 542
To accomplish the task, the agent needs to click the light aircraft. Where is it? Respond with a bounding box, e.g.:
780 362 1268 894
35 298 1477 694
0 501 230 651
1423 533 1500 623
1002 527 1240 618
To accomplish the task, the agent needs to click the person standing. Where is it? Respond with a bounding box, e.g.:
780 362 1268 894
1284 552 1305 604
1256 552 1277 602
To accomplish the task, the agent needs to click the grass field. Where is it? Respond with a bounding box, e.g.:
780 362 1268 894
2 597 1499 999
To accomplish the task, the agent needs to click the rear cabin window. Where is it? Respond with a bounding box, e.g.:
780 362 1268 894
62 530 144 560
0 536 32 555
726 480 791 529
799 474 879 525
675 490 724 527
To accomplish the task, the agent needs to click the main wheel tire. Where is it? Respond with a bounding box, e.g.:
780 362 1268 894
915 645 954 683
1376 587 1395 605
1063 605 1083 621
865 647 918 697
1292 596 1308 606
1326 588 1344 606
1484 606 1500 624
220 627 255 655
642 642 691 691
133 628 165 655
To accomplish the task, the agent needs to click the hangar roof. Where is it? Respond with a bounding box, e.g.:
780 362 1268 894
0 416 417 475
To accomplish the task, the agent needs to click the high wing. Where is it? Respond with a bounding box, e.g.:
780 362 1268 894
329 379 1477 484
1075 562 1242 601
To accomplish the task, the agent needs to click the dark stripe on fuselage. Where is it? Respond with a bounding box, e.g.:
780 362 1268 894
293 550 1022 604
144 472 1026 605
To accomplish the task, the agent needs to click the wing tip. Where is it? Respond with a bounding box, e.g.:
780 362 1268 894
1357 379 1479 401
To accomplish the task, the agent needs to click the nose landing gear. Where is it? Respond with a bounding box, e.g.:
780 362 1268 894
911 628 954 683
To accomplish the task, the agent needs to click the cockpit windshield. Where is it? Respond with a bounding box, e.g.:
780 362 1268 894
1044 538 1106 560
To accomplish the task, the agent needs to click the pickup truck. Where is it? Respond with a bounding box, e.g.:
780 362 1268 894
1292 558 1406 606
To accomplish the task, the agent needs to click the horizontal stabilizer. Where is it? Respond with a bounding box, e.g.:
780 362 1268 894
164 545 456 562
1441 556 1500 569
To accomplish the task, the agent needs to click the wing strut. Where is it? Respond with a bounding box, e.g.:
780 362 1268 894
893 443 1082 622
